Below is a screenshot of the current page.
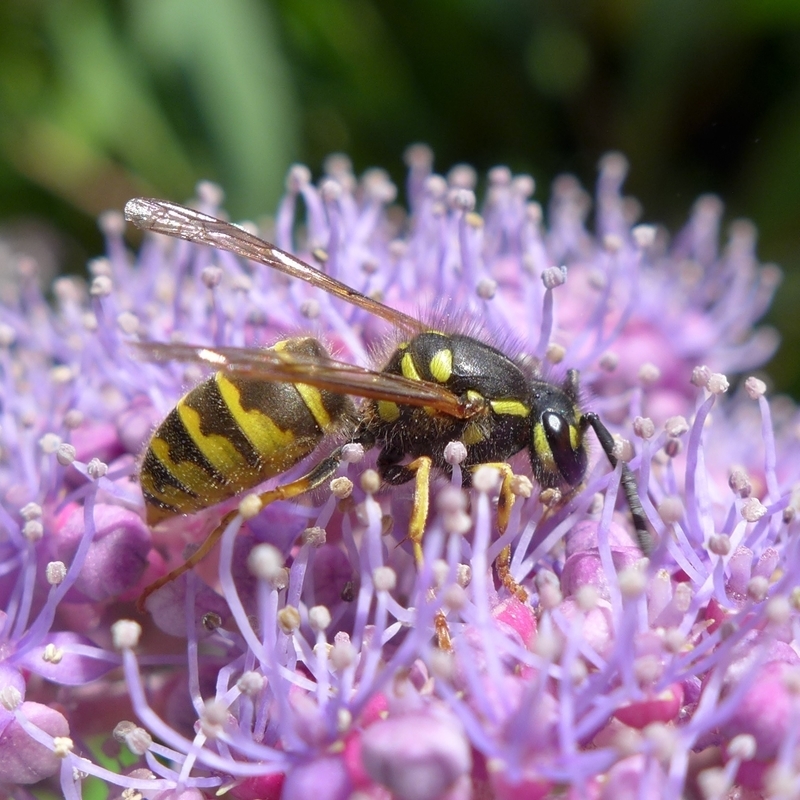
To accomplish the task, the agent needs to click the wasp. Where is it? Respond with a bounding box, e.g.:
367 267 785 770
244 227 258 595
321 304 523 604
125 197 652 611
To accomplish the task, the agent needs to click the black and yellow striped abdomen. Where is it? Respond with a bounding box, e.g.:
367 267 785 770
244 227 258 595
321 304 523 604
140 338 355 525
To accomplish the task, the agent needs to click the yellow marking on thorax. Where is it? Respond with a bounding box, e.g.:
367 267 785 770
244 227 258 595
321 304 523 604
428 349 453 383
462 423 486 446
377 400 401 422
490 399 530 417
467 390 484 405
214 375 300 468
401 352 422 382
532 422 557 474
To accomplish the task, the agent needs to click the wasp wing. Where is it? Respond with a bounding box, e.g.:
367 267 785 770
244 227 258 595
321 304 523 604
124 198 423 335
132 341 477 419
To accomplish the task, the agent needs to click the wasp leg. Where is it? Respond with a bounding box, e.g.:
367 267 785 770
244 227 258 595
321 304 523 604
407 457 454 651
583 412 653 556
381 455 451 649
471 462 528 602
434 610 452 651
406 456 432 565
403 457 454 649
378 455 431 565
137 451 343 612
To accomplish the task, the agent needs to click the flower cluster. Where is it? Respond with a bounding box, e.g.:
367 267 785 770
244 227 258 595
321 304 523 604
0 146 796 800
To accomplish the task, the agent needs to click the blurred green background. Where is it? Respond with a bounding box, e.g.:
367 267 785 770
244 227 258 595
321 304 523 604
2 0 800 392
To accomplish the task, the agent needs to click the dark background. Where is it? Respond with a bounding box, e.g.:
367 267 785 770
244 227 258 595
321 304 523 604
2 0 799 393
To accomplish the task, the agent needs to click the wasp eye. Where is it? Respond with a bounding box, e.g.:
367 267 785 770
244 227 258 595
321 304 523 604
542 411 587 486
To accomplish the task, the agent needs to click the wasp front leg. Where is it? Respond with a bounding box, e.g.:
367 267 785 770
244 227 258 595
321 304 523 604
471 462 528 602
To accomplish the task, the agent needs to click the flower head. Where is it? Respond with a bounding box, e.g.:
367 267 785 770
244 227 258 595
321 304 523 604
0 147 794 798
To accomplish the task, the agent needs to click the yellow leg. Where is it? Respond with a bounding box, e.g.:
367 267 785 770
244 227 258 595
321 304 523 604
495 463 517 535
470 462 528 601
401 456 453 650
407 455 432 566
137 453 341 612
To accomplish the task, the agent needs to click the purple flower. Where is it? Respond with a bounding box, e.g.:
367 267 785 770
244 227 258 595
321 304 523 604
0 146 794 798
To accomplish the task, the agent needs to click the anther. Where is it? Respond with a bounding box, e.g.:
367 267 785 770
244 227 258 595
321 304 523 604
744 376 767 399
302 526 327 547
542 265 567 289
545 343 565 364
691 365 711 388
111 620 142 650
308 605 332 632
707 372 729 395
633 416 655 439
46 561 67 585
638 363 661 386
278 606 301 634
330 477 353 499
360 469 381 495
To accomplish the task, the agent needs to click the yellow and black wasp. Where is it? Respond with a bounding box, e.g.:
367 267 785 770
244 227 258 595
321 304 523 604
124 197 652 610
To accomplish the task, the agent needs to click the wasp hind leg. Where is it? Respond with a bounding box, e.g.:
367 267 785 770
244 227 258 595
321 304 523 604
137 451 344 613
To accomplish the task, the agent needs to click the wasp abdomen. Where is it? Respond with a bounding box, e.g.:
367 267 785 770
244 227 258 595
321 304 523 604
140 337 354 525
